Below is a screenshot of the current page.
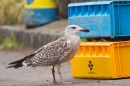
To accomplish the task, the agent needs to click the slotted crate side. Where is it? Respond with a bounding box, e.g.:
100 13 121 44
68 1 130 38
71 42 117 78
112 41 130 77
71 41 130 78
69 2 110 17
119 46 130 77
70 0 124 3
113 1 130 36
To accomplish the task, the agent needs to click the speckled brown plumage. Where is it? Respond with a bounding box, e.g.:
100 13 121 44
7 25 89 85
24 36 79 67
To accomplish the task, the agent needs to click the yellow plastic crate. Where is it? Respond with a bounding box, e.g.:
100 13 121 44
71 41 130 79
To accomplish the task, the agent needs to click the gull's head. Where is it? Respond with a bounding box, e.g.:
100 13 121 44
65 25 89 36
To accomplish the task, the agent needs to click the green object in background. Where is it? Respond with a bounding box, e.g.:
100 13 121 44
1 33 23 49
80 38 87 42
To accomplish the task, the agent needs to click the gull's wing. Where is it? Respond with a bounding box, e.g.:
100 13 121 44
24 36 75 66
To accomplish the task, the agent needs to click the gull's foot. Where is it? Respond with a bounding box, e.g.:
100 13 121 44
53 81 65 85
53 81 61 85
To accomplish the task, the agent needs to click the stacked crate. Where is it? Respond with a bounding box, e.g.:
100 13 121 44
68 0 130 79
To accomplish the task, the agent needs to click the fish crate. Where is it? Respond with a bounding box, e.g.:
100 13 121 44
68 1 130 38
71 41 130 79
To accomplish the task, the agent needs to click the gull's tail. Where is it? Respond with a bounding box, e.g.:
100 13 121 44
6 53 35 69
6 59 24 69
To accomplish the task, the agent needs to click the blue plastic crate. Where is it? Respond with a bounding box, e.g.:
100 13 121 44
68 1 130 38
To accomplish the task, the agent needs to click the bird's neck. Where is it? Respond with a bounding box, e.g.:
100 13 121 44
66 35 80 45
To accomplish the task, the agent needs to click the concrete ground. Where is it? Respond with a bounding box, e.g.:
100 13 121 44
0 20 130 86
0 48 130 86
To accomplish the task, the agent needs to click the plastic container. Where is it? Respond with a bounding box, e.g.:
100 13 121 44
70 0 122 3
24 0 58 27
71 41 130 79
68 1 130 38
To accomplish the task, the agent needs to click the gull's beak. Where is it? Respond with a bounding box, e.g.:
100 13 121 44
80 29 89 32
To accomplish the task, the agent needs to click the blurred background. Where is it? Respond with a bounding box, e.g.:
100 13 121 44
0 0 24 25
0 0 100 26
0 0 70 49
0 0 94 49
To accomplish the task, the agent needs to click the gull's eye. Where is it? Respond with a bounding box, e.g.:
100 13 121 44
72 27 76 29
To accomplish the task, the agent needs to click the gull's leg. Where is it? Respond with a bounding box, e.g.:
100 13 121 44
52 65 57 84
57 64 64 84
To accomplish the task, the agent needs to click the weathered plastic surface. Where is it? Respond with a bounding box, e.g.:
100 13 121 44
24 0 58 27
68 1 130 37
71 41 130 78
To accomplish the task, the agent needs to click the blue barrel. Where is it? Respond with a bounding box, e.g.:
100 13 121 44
24 0 58 27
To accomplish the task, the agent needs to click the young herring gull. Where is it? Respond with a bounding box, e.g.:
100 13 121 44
6 25 89 84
